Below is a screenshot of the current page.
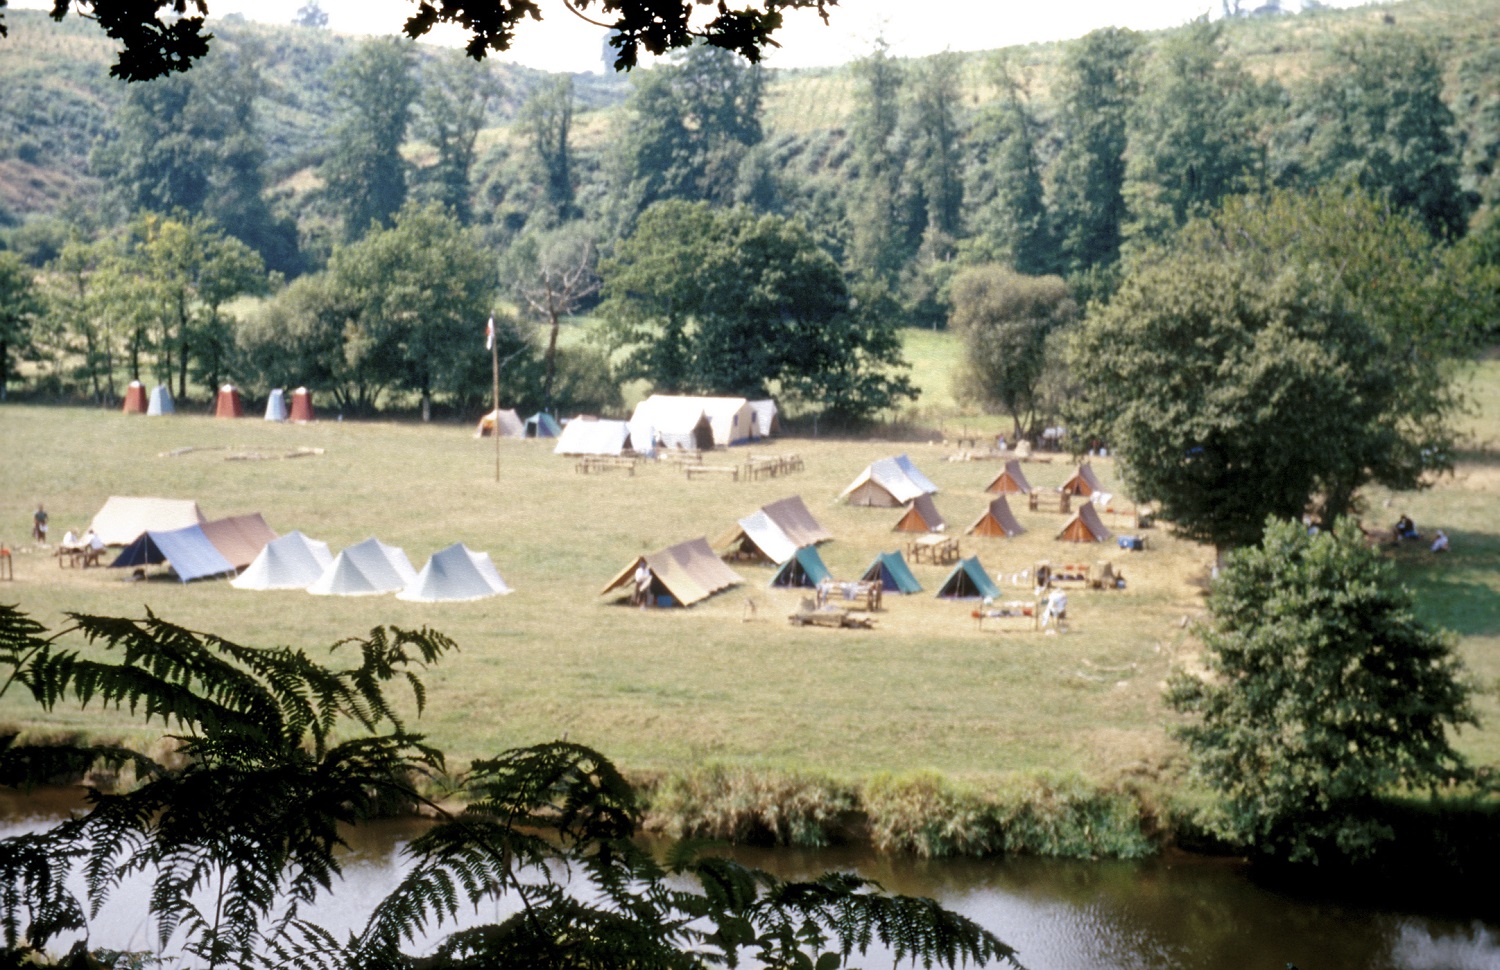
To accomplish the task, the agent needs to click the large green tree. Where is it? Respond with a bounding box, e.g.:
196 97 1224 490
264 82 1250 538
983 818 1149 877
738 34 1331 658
412 52 500 225
846 40 912 285
0 252 42 401
1167 518 1475 864
1294 29 1469 238
600 200 914 418
1067 187 1485 549
962 58 1056 275
322 38 419 241
519 75 579 224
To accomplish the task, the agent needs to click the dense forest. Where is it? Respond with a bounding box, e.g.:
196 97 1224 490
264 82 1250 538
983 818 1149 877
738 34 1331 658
1 0 1498 423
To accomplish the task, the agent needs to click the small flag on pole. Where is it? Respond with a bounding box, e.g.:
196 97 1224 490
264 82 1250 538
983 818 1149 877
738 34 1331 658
485 313 495 351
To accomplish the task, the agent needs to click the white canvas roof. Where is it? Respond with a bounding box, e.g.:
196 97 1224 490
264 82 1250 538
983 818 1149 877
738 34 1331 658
628 417 657 458
307 538 417 596
839 458 929 506
894 454 940 494
232 531 333 590
729 510 800 565
89 496 206 546
398 543 513 602
761 496 833 546
553 417 633 456
631 395 755 447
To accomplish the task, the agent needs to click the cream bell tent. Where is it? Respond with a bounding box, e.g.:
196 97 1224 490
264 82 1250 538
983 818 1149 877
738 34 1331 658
1061 464 1105 497
748 399 779 438
147 385 175 416
89 497 206 546
631 395 755 447
893 494 946 533
264 388 288 421
1058 503 1114 543
475 408 525 438
122 380 147 414
985 460 1033 495
629 397 714 451
761 496 833 547
214 384 244 418
289 387 315 422
307 538 418 596
966 496 1026 538
601 537 744 607
109 524 236 582
232 531 333 590
840 456 935 507
398 543 513 602
199 514 278 570
553 417 633 456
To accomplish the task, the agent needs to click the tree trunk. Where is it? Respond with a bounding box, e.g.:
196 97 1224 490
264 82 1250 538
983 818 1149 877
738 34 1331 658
0 338 8 401
179 336 190 402
543 302 561 414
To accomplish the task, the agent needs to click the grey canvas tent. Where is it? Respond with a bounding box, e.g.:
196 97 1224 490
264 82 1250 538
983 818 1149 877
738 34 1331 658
475 408 525 438
232 531 333 590
109 525 236 583
770 546 832 588
601 537 744 607
1061 464 1105 497
985 460 1033 495
935 557 1001 600
840 457 933 507
307 538 418 596
399 543 513 602
860 551 922 594
1058 503 1114 543
966 496 1026 538
525 412 561 438
894 454 940 494
89 496 205 546
761 496 832 547
893 493 946 533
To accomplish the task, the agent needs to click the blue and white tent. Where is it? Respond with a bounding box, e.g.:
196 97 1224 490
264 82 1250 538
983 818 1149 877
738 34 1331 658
109 525 235 583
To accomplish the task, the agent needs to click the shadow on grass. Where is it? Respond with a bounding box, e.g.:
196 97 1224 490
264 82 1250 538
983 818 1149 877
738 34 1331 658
1397 529 1500 637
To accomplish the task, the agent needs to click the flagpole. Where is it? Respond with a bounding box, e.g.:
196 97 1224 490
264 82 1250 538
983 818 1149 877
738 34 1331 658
489 313 500 482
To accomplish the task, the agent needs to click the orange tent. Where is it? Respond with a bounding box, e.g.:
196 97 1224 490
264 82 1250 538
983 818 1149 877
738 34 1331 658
1061 464 1104 497
985 460 1032 495
214 384 244 418
966 496 1026 538
121 381 148 414
893 494 946 533
1057 503 1113 543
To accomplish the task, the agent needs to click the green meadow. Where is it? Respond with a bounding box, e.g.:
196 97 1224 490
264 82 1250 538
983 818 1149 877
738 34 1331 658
1 349 1496 795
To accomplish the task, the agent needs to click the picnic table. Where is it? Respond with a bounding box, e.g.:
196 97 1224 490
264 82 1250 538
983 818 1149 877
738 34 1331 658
1029 491 1072 514
907 534 960 565
816 578 882 612
686 464 739 482
57 543 104 568
742 453 804 480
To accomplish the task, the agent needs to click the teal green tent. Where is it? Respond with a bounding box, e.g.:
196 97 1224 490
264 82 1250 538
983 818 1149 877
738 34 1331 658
861 550 921 594
525 412 561 438
770 546 832 588
935 556 1000 600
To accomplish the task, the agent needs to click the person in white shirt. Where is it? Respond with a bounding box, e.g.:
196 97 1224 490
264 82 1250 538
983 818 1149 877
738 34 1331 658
1431 530 1449 554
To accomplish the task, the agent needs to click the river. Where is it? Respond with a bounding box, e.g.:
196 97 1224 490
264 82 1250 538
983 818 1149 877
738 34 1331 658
2 789 1496 969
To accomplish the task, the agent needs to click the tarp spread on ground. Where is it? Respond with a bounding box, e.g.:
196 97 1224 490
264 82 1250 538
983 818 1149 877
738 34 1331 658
553 417 633 456
308 538 418 596
840 456 937 507
398 543 513 602
761 496 832 546
232 531 333 590
631 395 755 447
770 545 831 588
109 525 235 583
199 514 279 570
475 408 524 438
893 493 945 533
1061 464 1105 497
601 537 744 607
719 510 800 565
525 412 561 438
1058 503 1113 543
966 496 1026 538
861 551 922 594
935 556 1001 600
265 388 287 421
985 460 1033 495
147 385 175 416
748 399 779 437
89 496 206 546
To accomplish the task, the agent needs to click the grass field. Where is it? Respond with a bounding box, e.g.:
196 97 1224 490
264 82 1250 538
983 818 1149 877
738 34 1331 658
1 358 1496 797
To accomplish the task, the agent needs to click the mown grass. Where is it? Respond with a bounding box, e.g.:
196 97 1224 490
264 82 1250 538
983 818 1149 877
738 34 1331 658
2 356 1497 842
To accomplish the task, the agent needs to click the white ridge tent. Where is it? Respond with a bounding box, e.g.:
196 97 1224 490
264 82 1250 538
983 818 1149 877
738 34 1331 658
89 496 205 546
839 457 935 507
718 510 800 565
264 388 288 421
630 395 755 447
232 531 334 590
146 385 175 416
553 417 633 456
307 538 417 596
748 399 779 438
399 543 513 602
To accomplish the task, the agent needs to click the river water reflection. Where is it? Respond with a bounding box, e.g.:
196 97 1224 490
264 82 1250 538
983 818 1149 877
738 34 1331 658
2 789 1496 969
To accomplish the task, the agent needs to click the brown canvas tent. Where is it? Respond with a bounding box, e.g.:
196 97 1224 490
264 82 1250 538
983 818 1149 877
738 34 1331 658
601 537 744 607
122 380 147 414
761 496 832 547
985 460 1033 495
214 384 244 418
893 493 946 533
199 514 279 570
1058 503 1113 543
1061 464 1104 497
966 496 1026 538
475 408 525 438
89 496 207 546
289 387 315 422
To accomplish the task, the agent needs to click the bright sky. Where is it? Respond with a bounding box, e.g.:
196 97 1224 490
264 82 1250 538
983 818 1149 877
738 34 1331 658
12 0 1380 74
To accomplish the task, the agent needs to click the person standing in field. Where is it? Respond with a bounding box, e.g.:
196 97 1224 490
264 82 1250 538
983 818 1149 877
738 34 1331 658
32 505 48 544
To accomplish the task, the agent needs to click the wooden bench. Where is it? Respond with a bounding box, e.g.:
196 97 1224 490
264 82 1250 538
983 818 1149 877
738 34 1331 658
789 605 875 629
575 456 636 475
907 534 960 565
661 450 704 465
686 464 739 482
